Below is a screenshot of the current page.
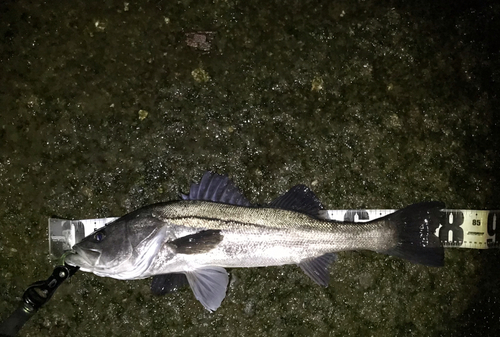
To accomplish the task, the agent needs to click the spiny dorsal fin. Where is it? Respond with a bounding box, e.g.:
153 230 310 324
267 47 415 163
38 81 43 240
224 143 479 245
181 171 251 206
268 185 323 218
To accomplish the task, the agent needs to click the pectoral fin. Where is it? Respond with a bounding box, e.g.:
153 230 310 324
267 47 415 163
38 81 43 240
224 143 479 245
298 253 337 287
171 230 223 254
186 267 229 312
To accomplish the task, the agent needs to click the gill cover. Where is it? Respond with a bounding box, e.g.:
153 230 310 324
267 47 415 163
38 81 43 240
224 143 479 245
67 212 170 280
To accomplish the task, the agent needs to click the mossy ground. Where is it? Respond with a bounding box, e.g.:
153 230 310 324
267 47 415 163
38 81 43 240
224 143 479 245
1 1 499 336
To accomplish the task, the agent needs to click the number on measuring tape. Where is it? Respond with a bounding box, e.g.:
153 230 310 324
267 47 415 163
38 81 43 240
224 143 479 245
343 210 370 222
439 211 464 246
487 212 498 247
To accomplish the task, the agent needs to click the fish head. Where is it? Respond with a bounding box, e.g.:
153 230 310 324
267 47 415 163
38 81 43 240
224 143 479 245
65 211 169 280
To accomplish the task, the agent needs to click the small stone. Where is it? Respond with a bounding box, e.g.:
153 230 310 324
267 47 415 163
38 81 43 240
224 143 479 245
191 68 210 83
185 31 216 52
311 76 324 91
138 110 148 121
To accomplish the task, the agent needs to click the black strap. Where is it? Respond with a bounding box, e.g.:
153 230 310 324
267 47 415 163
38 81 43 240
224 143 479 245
0 264 79 337
0 302 36 337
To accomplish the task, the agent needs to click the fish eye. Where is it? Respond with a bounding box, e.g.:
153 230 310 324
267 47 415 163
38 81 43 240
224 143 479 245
93 231 105 242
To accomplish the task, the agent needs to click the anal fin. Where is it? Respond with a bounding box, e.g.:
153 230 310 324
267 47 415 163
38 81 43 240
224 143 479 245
298 253 337 287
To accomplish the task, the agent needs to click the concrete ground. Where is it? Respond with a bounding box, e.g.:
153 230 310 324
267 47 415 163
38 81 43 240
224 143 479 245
1 0 499 336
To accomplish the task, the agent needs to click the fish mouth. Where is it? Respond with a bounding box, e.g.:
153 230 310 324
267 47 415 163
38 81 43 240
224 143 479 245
65 246 101 268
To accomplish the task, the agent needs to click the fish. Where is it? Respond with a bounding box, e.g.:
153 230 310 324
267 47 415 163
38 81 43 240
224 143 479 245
65 171 445 311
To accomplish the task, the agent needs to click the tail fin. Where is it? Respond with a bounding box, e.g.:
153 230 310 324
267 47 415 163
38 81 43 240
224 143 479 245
383 201 445 267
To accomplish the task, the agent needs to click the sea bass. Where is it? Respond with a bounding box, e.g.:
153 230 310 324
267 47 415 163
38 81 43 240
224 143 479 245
65 172 444 311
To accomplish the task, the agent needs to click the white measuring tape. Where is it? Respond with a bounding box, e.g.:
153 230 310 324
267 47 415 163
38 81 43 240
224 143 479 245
323 209 499 249
48 209 499 258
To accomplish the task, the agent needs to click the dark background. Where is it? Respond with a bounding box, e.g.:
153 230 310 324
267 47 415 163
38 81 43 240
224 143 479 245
1 0 499 336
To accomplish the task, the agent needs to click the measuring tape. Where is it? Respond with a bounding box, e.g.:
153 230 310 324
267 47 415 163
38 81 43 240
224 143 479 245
323 209 499 249
48 209 499 258
48 217 119 258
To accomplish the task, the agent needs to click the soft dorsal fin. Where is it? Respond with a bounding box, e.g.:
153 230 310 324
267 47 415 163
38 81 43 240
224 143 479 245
268 184 323 217
181 171 251 206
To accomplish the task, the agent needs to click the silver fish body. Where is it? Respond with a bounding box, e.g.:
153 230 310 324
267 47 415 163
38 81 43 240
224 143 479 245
66 172 444 311
145 200 395 273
